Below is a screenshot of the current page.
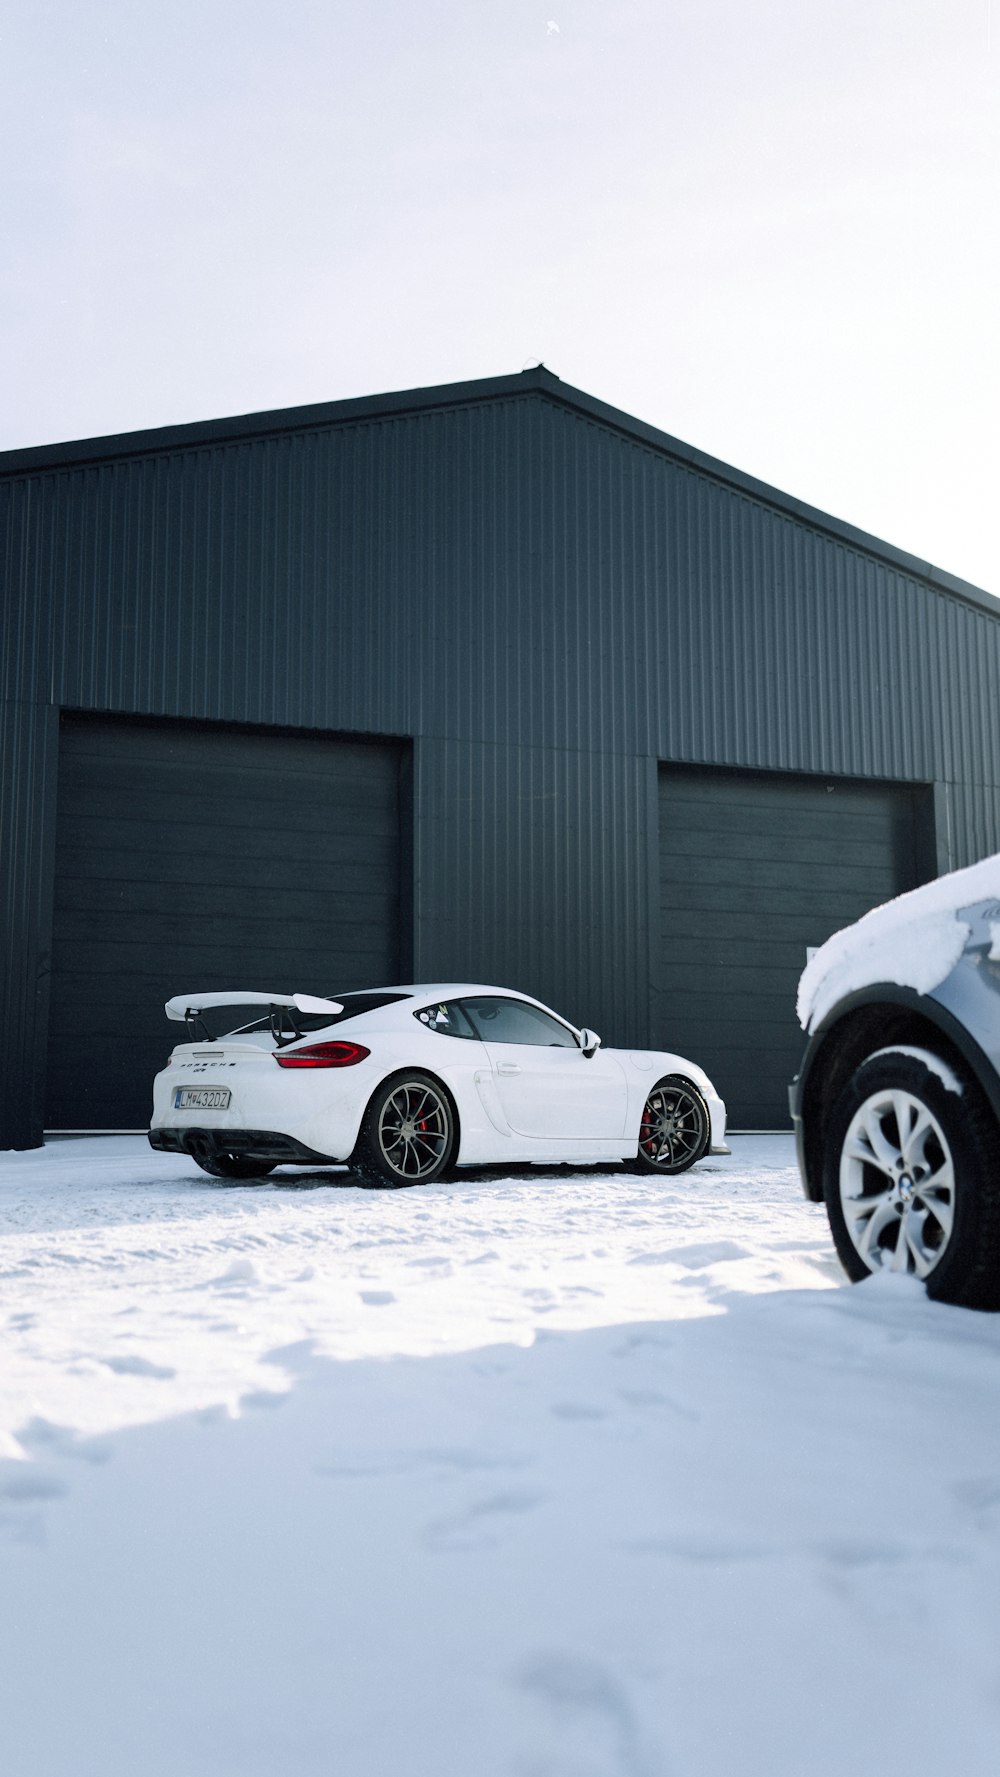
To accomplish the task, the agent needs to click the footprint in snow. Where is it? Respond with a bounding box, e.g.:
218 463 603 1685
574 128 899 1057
205 1259 260 1289
817 1538 913 1569
100 1354 177 1379
15 1418 112 1465
953 1476 1000 1515
0 1469 68 1502
549 1401 608 1422
627 1240 747 1269
513 1650 666 1777
424 1488 545 1551
617 1388 699 1422
359 1289 396 1306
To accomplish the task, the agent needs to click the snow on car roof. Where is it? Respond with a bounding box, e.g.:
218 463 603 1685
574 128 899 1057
797 851 1000 1035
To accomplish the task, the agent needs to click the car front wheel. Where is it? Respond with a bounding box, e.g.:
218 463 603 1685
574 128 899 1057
351 1072 456 1188
635 1075 710 1175
823 1046 1000 1309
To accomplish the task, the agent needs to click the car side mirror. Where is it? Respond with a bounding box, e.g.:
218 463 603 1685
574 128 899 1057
579 1028 601 1057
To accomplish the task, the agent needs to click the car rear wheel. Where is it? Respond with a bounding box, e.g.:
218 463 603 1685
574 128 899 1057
635 1075 710 1175
823 1047 1000 1309
351 1072 456 1188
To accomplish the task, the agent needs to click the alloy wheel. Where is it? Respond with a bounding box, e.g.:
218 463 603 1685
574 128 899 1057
377 1081 451 1181
839 1086 955 1278
639 1080 708 1173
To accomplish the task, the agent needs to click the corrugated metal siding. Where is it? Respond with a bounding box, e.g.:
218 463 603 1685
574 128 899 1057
935 778 1000 872
3 378 1000 1145
5 395 1000 782
2 480 56 705
652 465 964 783
412 737 653 1047
46 717 405 1129
657 766 929 1126
0 699 58 1148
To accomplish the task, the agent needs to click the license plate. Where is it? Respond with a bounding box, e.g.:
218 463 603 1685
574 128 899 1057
174 1087 232 1111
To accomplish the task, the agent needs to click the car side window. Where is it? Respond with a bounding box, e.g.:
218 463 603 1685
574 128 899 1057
459 996 578 1047
415 1001 479 1039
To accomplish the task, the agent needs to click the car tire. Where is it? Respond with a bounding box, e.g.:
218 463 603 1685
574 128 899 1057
634 1075 711 1176
350 1072 456 1188
189 1148 278 1180
823 1046 1000 1309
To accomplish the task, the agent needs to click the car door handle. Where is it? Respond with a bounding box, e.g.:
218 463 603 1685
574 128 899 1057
497 1062 521 1075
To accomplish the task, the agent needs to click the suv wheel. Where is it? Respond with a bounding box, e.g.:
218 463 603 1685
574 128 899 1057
823 1046 1000 1309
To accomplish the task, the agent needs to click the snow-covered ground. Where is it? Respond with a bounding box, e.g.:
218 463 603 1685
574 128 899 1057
2 1136 999 1776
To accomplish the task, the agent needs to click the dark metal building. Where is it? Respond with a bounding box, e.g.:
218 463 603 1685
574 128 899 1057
3 367 999 1150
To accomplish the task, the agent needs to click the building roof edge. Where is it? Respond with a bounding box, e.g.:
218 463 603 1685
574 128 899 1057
1 365 995 617
533 372 999 618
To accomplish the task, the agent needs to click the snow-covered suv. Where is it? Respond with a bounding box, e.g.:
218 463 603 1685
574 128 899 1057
790 855 1000 1309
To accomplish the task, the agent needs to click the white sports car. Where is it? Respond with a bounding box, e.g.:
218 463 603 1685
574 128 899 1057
148 984 728 1186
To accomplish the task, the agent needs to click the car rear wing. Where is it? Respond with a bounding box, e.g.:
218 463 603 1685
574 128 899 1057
165 991 344 1044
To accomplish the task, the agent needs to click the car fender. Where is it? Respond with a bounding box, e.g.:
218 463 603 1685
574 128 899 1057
797 983 1000 1118
791 980 1000 1200
621 1051 710 1139
302 1037 499 1164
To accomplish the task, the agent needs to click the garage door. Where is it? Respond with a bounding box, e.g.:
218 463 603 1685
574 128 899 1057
656 766 930 1128
46 718 406 1129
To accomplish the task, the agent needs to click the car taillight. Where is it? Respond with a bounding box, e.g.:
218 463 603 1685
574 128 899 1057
273 1041 370 1069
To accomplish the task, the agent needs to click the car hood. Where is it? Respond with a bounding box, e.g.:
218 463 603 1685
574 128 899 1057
796 852 1000 1036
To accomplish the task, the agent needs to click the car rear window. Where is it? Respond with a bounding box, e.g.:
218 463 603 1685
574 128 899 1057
234 992 412 1036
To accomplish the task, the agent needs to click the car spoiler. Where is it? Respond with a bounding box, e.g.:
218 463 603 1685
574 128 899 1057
165 990 344 1043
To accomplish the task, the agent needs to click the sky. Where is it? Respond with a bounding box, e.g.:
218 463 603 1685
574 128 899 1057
2 0 998 594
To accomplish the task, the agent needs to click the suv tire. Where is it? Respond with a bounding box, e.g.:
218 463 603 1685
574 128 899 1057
823 1046 1000 1309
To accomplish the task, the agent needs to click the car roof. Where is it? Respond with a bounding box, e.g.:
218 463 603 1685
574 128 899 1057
338 984 580 1024
355 983 562 1008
